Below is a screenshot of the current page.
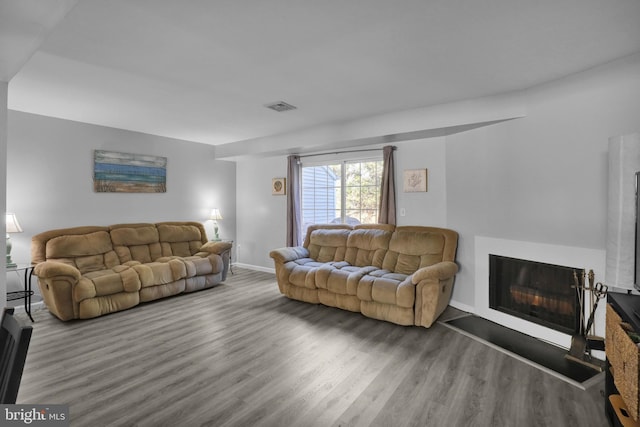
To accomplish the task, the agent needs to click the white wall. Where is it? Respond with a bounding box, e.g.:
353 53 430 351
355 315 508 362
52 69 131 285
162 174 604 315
447 54 640 308
6 111 236 275
235 156 287 270
395 137 447 227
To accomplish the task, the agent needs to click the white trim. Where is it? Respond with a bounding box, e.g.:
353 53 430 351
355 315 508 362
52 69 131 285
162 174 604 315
233 263 276 274
448 299 474 314
299 152 383 167
8 300 45 314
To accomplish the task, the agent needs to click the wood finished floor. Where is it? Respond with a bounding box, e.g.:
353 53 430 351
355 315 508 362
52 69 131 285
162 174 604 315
16 268 608 427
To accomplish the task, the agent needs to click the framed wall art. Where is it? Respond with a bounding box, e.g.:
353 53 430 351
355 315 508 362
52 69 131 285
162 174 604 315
403 169 427 192
272 178 286 195
94 150 167 193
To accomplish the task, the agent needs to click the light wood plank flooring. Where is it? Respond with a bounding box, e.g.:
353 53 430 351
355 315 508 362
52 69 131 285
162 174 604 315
16 268 608 427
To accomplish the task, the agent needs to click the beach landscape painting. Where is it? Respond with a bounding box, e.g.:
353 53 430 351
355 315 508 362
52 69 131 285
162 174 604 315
94 150 167 193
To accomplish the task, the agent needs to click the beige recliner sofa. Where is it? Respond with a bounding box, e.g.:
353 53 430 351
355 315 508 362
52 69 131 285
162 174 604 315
31 221 231 321
270 224 458 328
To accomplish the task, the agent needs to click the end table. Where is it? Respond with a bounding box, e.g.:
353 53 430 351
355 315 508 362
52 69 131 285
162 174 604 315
6 264 35 322
211 239 234 275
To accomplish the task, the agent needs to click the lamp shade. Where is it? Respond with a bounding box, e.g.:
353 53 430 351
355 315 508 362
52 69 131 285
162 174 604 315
5 213 23 234
605 133 640 290
210 208 223 221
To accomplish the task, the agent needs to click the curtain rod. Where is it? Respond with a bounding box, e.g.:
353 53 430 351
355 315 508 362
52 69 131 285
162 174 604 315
297 146 395 159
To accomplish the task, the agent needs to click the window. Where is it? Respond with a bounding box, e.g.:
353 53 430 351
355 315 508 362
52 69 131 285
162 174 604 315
301 158 383 234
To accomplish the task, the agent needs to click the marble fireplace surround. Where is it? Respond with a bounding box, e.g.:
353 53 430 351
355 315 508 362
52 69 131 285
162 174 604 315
474 236 606 349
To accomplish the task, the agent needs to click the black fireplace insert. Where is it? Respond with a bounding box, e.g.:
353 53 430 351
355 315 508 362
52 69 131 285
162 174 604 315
489 255 583 335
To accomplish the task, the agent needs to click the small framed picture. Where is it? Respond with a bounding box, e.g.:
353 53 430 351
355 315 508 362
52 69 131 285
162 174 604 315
403 169 427 192
272 178 286 195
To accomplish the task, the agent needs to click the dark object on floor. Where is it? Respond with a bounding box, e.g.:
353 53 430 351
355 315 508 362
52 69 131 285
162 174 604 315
445 315 601 385
0 307 33 404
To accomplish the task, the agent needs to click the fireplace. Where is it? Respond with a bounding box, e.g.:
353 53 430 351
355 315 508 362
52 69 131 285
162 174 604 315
474 237 605 349
489 255 583 335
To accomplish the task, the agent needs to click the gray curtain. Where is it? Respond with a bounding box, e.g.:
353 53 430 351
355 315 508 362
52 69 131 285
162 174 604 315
379 145 397 225
286 155 302 246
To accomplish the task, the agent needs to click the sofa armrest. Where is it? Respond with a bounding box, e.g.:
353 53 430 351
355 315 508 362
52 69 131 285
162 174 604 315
199 241 233 255
412 261 459 328
33 261 82 321
34 261 81 281
269 246 309 264
411 261 458 284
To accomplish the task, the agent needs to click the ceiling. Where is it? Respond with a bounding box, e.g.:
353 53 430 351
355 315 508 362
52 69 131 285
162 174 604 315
4 0 640 149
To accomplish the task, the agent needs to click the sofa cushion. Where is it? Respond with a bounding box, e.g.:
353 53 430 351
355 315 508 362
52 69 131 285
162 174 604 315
32 226 108 265
357 269 413 307
139 280 186 302
382 229 446 275
157 224 204 257
343 228 392 267
180 255 223 277
110 224 161 263
45 231 119 274
285 259 326 289
307 229 350 262
131 260 187 288
74 266 142 302
316 264 378 295
302 224 352 247
78 292 140 320
360 301 415 326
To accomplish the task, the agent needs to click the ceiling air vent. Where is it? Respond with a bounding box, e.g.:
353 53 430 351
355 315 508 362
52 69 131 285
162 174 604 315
265 101 297 112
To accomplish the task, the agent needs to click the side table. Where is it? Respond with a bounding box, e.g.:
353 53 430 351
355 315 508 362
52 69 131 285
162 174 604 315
6 264 35 322
211 239 234 275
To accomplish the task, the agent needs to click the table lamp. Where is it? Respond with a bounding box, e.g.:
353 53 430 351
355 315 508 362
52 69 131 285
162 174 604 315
210 208 223 240
6 213 23 268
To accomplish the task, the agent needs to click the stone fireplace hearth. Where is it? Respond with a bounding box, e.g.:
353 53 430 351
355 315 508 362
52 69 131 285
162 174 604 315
475 236 606 349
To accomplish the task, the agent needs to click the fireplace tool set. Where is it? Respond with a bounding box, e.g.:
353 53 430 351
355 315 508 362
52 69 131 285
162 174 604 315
566 269 608 371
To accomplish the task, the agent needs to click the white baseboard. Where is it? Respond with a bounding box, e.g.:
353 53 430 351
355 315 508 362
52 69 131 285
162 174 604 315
233 263 275 274
7 300 45 312
449 299 474 314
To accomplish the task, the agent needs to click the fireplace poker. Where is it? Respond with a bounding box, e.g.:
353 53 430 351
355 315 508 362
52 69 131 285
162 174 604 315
572 271 585 338
582 282 607 346
567 271 586 363
588 270 595 336
586 272 606 351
